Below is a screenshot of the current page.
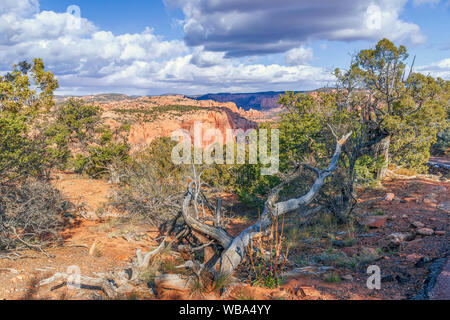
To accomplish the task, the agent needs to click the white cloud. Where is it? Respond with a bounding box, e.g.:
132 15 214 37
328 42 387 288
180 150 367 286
190 47 226 68
417 58 450 79
0 0 334 94
285 47 314 66
167 0 427 57
0 0 39 16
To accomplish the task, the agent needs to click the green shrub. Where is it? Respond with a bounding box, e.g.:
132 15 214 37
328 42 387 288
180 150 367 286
108 138 188 225
354 155 385 185
0 113 48 181
0 59 59 181
45 99 131 178
433 128 450 155
75 139 130 178
325 274 342 283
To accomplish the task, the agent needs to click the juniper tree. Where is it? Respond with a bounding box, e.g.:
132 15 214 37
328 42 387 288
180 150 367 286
0 59 59 181
335 38 448 176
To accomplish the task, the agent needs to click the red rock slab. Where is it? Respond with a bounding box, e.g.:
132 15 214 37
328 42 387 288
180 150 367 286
430 258 450 300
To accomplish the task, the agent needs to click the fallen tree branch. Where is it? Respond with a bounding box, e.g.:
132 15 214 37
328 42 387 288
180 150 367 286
130 227 189 281
216 132 352 276
386 169 443 181
3 224 55 258
39 272 119 297
182 182 234 248
0 252 38 260
182 132 351 276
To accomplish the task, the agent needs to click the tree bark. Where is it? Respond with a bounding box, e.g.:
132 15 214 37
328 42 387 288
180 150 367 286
375 134 391 180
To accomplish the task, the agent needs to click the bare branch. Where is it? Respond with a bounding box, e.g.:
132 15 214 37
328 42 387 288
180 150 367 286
182 182 234 248
216 132 352 276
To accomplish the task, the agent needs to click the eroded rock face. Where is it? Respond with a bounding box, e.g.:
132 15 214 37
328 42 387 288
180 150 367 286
127 109 256 152
99 95 259 153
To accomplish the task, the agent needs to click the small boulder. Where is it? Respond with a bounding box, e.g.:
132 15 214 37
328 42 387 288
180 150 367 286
423 193 438 204
360 247 378 256
332 240 345 248
298 286 321 298
384 193 395 201
425 193 438 199
360 216 387 228
435 231 446 236
342 274 353 281
406 253 423 263
404 197 416 203
342 246 359 257
416 228 434 236
411 221 425 228
437 202 450 214
270 290 290 300
415 256 432 268
388 232 415 245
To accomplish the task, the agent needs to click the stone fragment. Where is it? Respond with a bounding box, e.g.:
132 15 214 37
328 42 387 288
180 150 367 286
360 216 387 228
411 221 425 228
388 232 415 245
417 228 434 236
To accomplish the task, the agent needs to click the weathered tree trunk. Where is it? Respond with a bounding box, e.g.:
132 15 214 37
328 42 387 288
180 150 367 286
375 134 391 180
181 132 352 277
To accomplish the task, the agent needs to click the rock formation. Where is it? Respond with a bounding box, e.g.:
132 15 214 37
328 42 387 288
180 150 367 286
84 94 260 152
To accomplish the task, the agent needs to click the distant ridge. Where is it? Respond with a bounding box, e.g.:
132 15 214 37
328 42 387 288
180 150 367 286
55 88 331 110
189 91 310 111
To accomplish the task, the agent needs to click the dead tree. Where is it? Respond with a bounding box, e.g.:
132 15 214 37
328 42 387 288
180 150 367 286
47 132 352 296
179 132 352 277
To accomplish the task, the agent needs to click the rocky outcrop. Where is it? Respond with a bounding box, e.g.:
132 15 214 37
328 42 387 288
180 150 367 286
61 94 261 153
127 108 256 152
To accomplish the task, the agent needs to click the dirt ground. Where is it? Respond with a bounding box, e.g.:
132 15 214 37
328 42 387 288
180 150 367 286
0 173 448 300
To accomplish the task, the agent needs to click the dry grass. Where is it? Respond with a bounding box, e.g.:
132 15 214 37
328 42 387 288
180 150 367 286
248 209 289 289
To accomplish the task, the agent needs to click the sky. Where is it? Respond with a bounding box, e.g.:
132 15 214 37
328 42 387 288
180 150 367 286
0 0 449 95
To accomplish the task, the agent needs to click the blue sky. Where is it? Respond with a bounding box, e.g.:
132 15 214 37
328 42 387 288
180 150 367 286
39 0 184 38
1 0 449 95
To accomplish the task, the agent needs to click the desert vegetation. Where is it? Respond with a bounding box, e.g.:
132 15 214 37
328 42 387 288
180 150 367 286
0 39 448 300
